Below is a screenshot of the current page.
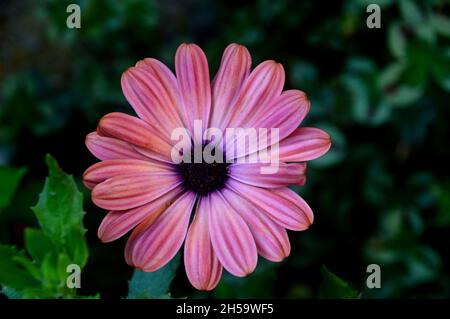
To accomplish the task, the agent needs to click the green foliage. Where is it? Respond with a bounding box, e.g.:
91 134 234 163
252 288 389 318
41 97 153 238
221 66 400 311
1 0 449 299
0 245 40 290
32 155 88 267
127 254 180 299
0 155 89 298
0 166 27 211
319 266 359 299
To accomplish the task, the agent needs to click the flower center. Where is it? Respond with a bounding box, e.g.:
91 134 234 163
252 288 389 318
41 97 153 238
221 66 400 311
177 145 229 195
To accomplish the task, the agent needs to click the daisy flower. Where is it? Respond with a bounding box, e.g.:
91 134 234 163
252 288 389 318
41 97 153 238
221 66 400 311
83 43 331 290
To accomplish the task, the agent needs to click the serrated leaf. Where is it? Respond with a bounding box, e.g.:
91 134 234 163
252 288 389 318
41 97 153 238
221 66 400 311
0 166 27 211
24 228 56 264
41 253 60 289
127 253 180 299
65 228 88 268
30 154 88 269
0 245 40 290
56 253 73 286
319 266 359 299
31 154 85 243
1 155 91 299
13 255 41 281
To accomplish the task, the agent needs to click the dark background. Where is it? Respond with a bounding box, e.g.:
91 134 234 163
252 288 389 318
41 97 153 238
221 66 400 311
1 0 449 298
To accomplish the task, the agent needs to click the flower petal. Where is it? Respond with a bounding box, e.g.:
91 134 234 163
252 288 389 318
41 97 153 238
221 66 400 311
92 173 181 211
210 44 251 129
122 62 185 136
83 159 173 189
253 90 310 133
184 197 222 291
229 163 306 188
227 90 310 160
227 179 313 231
277 127 331 162
208 192 257 277
125 191 196 272
97 186 183 242
85 132 148 161
97 112 173 161
222 187 290 262
175 43 211 135
222 60 285 130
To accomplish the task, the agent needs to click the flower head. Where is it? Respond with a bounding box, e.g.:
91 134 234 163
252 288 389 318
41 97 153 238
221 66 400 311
84 43 331 290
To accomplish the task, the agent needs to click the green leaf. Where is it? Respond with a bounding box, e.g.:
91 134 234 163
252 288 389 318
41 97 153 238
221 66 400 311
1 286 22 299
24 228 57 264
319 266 359 299
31 154 86 243
385 84 424 107
0 166 27 211
388 23 407 59
30 154 88 270
430 12 450 38
431 49 450 92
41 254 61 289
0 245 40 290
399 0 423 26
1 155 91 299
65 228 89 267
127 253 180 299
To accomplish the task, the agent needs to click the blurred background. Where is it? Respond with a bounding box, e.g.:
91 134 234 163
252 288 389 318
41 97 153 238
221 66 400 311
0 0 449 298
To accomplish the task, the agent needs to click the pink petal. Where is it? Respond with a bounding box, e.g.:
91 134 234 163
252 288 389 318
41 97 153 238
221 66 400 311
97 112 173 161
222 187 291 262
277 127 331 162
91 173 181 211
227 90 310 160
125 191 196 272
210 44 251 129
222 60 285 130
98 186 184 242
175 43 211 135
229 163 306 188
208 192 257 277
227 179 313 231
83 159 173 190
253 90 310 133
121 62 185 137
85 132 148 161
184 197 222 291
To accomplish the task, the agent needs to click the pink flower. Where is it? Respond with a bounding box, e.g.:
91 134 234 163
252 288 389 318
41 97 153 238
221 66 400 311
84 43 331 290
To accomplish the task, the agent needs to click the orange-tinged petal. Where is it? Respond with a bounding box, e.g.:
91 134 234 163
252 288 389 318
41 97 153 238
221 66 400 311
229 163 306 188
277 127 331 162
210 43 251 129
83 159 173 189
184 197 222 290
175 43 211 135
92 173 181 211
85 132 147 161
208 192 257 277
97 112 173 161
125 191 196 272
98 186 183 242
227 179 313 231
